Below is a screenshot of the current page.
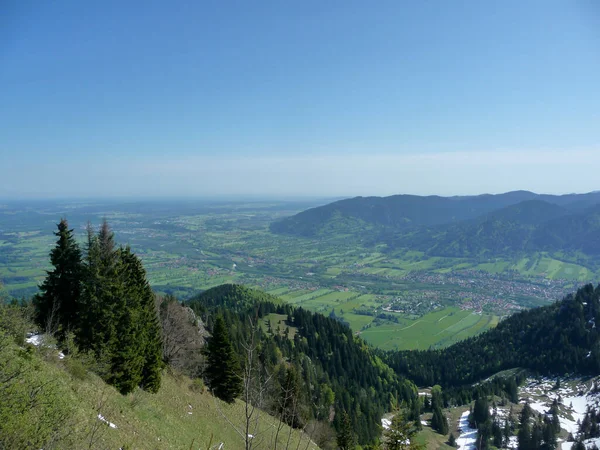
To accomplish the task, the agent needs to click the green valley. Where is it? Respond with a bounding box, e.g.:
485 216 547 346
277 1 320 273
0 197 597 352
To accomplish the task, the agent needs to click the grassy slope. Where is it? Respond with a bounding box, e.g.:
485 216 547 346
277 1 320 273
22 347 319 450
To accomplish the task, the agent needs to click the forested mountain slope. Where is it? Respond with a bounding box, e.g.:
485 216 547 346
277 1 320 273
393 201 600 257
271 192 600 257
384 284 600 388
187 284 419 445
270 191 547 237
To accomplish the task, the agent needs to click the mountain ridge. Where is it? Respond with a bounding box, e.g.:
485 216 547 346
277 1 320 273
271 191 600 257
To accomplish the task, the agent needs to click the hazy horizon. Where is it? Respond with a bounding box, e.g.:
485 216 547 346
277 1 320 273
1 185 599 203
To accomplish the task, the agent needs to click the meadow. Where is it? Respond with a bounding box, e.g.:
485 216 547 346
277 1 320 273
359 307 499 351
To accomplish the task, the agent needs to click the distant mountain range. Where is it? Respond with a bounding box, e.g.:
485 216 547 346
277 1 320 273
270 191 600 257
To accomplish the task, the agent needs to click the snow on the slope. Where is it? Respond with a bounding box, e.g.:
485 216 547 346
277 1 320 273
519 377 600 436
562 437 600 450
97 414 117 429
381 418 391 430
529 401 548 415
25 333 66 359
26 333 44 345
456 410 477 450
559 389 600 435
420 420 428 426
490 406 509 420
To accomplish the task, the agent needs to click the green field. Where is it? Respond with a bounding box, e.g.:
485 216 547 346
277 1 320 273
359 307 499 351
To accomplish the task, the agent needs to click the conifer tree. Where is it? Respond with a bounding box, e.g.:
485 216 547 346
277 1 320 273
448 433 456 447
78 223 162 394
107 247 145 394
409 398 422 431
35 219 162 395
518 403 533 450
34 218 82 338
337 411 357 450
432 406 448 435
384 411 423 450
77 221 117 361
136 251 163 393
204 315 242 403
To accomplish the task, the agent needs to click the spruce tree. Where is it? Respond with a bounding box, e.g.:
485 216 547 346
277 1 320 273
133 248 163 393
337 411 357 450
409 398 422 430
34 218 82 338
204 315 242 403
473 397 489 426
384 411 423 450
77 223 96 344
448 433 456 447
432 406 448 435
35 219 162 395
518 403 533 450
77 221 121 356
107 247 145 394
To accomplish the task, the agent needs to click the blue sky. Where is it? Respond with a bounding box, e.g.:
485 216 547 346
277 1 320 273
1 1 599 198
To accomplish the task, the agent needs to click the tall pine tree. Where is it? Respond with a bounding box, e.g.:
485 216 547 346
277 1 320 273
204 315 242 403
384 411 423 450
133 247 163 393
431 406 448 435
337 411 357 450
107 247 146 394
34 218 82 338
77 221 112 354
68 221 162 394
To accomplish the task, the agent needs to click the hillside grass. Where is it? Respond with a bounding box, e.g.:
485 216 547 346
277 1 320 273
415 411 457 450
4 338 319 450
261 313 298 339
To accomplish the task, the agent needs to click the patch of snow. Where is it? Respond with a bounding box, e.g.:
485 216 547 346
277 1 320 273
25 333 65 360
26 334 44 346
507 436 518 449
529 401 548 415
97 414 117 429
456 410 477 450
381 418 391 430
519 376 600 436
560 389 600 435
563 439 600 450
421 420 428 426
491 407 509 420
